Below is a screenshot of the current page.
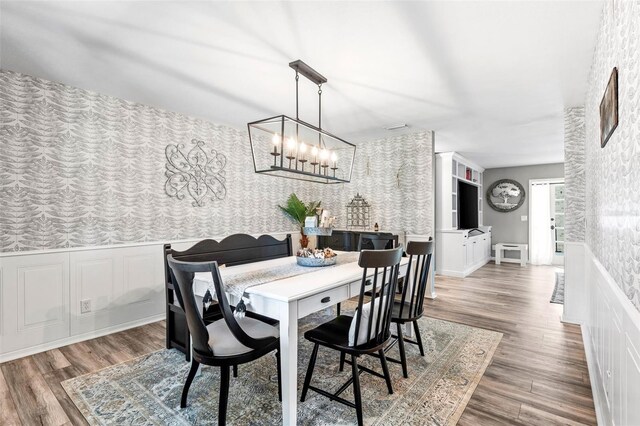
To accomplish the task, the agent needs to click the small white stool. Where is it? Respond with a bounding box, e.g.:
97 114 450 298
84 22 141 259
494 243 528 267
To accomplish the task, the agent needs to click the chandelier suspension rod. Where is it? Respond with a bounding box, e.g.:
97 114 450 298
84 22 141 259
295 71 299 121
318 83 322 130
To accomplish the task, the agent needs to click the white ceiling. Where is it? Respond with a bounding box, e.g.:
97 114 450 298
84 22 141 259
0 1 602 168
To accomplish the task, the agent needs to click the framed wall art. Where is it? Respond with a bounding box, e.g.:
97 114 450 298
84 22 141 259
600 67 618 148
486 179 525 213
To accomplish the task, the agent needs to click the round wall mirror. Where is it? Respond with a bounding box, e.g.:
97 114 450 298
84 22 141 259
486 179 525 212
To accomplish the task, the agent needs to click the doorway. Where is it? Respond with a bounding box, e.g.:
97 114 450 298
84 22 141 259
529 178 565 266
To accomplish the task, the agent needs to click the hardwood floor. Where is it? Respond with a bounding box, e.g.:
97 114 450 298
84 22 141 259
429 262 596 426
0 262 595 425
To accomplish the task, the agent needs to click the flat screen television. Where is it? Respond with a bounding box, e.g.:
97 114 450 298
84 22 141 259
458 181 479 229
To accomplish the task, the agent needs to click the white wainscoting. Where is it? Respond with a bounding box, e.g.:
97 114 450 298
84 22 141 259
0 252 70 355
0 232 291 363
566 243 640 425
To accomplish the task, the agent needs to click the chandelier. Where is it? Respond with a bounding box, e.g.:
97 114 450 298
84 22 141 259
247 60 356 184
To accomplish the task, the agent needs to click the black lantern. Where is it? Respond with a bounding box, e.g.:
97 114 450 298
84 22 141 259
248 60 356 184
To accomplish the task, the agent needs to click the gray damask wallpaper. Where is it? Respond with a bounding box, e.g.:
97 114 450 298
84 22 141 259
0 70 433 252
583 0 640 311
564 107 586 243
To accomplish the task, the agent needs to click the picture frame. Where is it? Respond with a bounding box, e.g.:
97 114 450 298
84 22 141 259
486 179 526 213
600 67 618 148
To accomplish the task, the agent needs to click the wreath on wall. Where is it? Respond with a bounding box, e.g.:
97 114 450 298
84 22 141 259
486 179 525 213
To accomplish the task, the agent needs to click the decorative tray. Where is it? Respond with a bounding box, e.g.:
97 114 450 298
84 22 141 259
296 248 337 267
296 256 337 267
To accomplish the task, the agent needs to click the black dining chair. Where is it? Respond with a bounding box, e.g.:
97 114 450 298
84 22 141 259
300 247 403 426
385 240 433 378
166 256 281 425
336 233 397 316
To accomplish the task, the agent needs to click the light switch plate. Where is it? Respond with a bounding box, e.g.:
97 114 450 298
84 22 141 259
521 215 528 221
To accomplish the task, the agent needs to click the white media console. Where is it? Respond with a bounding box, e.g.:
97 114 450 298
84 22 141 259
435 152 491 277
436 227 492 277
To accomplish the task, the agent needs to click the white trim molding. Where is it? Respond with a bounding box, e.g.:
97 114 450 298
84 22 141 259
567 242 640 425
0 232 292 363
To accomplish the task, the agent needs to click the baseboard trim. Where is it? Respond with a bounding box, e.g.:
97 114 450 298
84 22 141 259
436 269 464 278
581 324 608 426
0 313 165 363
560 314 581 325
490 256 525 265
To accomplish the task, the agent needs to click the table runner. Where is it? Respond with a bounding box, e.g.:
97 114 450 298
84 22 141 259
194 252 361 305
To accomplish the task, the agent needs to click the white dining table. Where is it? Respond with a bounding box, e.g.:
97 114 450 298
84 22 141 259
193 252 410 426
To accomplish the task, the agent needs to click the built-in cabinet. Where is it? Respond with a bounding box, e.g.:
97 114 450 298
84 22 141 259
435 152 490 277
436 228 492 277
435 152 485 230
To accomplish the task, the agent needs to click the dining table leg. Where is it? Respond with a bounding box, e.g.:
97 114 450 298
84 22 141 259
278 300 299 425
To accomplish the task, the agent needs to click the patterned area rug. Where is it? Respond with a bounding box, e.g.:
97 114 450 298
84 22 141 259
551 271 565 304
62 308 502 425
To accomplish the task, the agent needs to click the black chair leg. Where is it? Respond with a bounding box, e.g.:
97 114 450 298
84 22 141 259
232 364 238 378
219 365 230 426
336 302 341 316
276 350 282 402
413 320 425 356
181 360 200 408
301 343 319 402
339 351 346 372
351 355 363 426
378 349 393 394
396 323 409 378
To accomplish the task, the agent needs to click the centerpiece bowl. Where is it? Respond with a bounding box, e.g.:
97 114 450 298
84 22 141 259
296 248 337 267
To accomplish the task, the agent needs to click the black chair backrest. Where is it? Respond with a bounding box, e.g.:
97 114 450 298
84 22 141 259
351 247 403 348
166 234 292 267
357 233 396 251
164 234 292 313
397 240 433 320
166 256 276 358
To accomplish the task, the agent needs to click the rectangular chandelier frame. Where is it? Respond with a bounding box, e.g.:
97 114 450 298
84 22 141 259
247 114 356 184
247 59 356 184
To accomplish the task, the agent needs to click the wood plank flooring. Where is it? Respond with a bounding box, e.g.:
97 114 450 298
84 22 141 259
0 262 595 425
429 262 596 425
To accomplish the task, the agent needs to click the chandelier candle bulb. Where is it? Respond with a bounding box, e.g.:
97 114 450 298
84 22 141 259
330 152 338 177
270 134 282 166
310 146 319 173
298 142 308 171
320 149 329 175
286 137 297 168
320 148 328 163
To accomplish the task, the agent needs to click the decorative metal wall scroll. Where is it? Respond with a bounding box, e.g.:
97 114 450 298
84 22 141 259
486 179 525 212
165 139 227 207
346 193 371 229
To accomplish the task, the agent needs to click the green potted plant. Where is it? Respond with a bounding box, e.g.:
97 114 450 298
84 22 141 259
278 193 321 248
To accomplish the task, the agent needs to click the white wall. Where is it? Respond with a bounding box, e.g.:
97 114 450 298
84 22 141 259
0 70 434 253
483 163 564 259
0 71 436 360
0 232 292 362
569 243 640 426
563 1 640 424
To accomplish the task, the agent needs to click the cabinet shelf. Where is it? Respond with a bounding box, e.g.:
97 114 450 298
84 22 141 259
436 152 484 232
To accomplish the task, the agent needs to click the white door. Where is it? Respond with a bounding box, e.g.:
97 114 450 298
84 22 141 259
550 183 565 265
529 182 553 265
529 179 564 266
